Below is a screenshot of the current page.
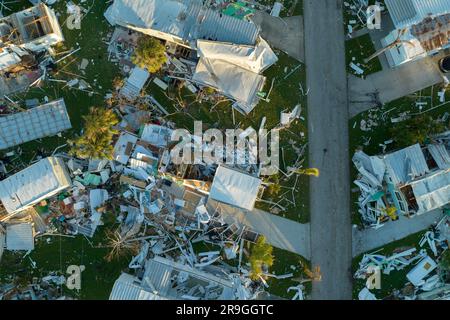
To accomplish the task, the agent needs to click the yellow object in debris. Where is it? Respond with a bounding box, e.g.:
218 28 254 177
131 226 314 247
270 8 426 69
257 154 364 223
295 168 320 177
382 206 398 220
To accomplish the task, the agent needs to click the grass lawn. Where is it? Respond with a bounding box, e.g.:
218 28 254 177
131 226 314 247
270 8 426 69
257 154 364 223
346 33 383 78
0 0 310 299
0 226 132 300
348 84 450 225
352 230 434 299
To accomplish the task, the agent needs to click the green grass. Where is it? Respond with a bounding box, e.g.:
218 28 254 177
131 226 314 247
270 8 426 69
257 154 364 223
0 226 132 300
0 0 311 299
346 33 383 78
352 231 432 299
148 52 310 223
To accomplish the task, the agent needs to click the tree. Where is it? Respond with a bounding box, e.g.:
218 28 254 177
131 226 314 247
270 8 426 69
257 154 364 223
389 114 446 148
69 107 119 160
131 36 167 73
249 236 274 281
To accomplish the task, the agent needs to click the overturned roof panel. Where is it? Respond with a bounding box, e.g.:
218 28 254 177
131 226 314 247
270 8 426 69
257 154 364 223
192 58 265 114
0 99 71 150
386 0 450 29
210 165 261 211
411 170 450 214
109 273 163 300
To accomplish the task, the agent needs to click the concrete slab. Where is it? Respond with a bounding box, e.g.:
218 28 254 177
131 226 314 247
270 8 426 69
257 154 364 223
352 210 444 257
251 11 304 62
349 54 445 117
206 199 310 259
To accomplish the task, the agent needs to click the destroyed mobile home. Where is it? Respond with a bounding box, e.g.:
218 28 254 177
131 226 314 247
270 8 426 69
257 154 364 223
353 131 450 228
0 3 64 95
104 0 278 114
355 214 450 300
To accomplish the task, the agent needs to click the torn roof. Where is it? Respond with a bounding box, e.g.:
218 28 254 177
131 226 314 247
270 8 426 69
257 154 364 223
410 170 450 214
410 13 450 53
209 165 261 211
428 144 450 169
109 273 164 300
0 99 71 150
104 0 260 47
141 256 235 299
383 144 430 186
192 58 266 113
0 157 72 214
140 124 173 148
385 0 450 29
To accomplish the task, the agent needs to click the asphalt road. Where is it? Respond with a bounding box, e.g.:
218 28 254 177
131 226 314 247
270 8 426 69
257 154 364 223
304 0 352 299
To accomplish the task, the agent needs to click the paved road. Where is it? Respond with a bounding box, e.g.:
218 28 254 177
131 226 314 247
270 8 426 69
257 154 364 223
353 210 444 257
304 0 352 300
206 200 311 258
251 11 304 62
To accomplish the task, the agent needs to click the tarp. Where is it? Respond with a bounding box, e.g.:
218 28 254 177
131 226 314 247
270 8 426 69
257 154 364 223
209 165 261 211
0 157 72 214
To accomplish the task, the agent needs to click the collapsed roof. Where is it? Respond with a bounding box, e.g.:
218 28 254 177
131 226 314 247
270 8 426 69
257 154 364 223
192 39 278 113
110 256 236 300
353 136 450 216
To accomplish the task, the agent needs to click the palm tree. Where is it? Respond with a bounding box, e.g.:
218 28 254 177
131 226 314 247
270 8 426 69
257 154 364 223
104 229 139 262
294 168 320 177
69 107 119 160
132 36 167 73
249 236 274 281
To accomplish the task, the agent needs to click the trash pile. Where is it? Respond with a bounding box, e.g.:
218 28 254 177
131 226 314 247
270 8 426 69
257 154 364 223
0 273 69 300
352 132 450 228
355 217 450 300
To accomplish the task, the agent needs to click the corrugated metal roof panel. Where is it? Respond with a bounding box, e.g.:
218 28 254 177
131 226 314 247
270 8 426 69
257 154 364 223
0 99 71 150
384 144 430 185
142 258 173 295
386 0 450 28
6 223 34 251
109 273 146 300
106 0 259 46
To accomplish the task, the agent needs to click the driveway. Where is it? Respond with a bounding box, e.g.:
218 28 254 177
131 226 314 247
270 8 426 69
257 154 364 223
207 199 311 259
251 11 304 62
304 0 352 300
349 55 445 117
353 210 444 257
348 11 447 118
